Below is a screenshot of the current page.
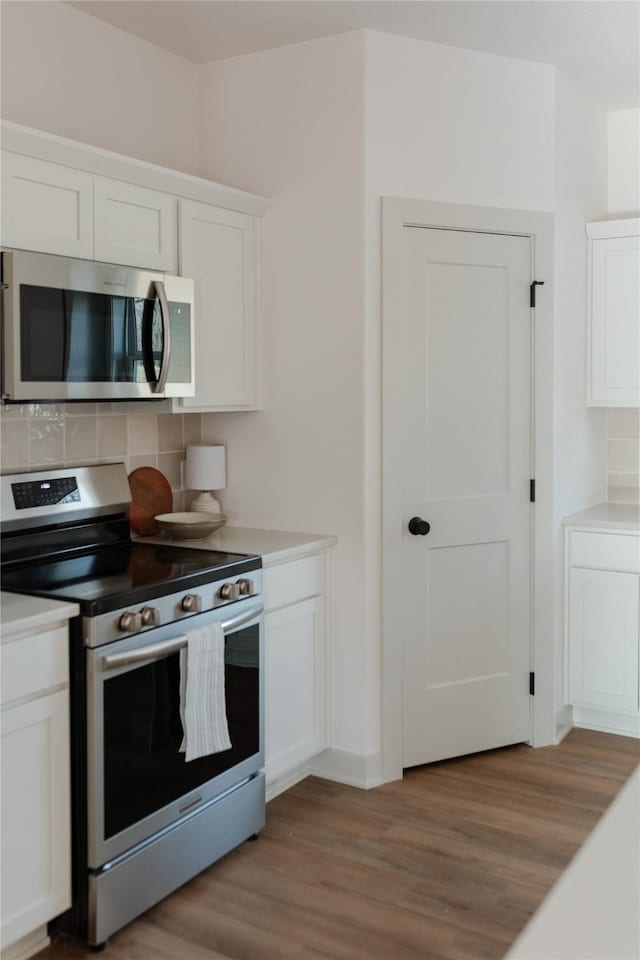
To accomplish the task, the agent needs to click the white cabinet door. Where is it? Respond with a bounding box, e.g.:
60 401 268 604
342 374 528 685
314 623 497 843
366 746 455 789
0 690 71 951
568 567 640 713
265 596 326 782
94 177 177 271
587 221 640 407
178 200 259 411
1 152 94 259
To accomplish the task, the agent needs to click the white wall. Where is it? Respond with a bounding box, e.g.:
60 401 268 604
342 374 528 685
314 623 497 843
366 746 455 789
606 109 640 504
200 30 609 770
553 72 609 727
197 33 370 760
364 32 556 211
0 1 199 175
608 108 640 217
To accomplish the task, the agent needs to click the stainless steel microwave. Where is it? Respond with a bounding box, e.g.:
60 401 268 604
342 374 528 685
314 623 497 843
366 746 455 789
1 250 195 402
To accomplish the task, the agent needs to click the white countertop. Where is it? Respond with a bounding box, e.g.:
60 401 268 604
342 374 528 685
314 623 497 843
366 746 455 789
138 526 337 567
0 591 79 642
507 764 640 959
563 502 640 532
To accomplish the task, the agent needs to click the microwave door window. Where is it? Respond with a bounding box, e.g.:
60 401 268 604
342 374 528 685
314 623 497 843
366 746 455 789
20 286 70 381
107 296 141 382
19 284 159 384
20 285 111 382
66 292 109 381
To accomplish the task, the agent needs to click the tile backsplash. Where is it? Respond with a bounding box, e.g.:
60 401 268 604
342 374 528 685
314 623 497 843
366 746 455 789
607 409 640 503
0 405 201 511
3 403 638 510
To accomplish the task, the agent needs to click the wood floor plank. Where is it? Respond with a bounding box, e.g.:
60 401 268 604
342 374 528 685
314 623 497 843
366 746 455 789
40 729 640 960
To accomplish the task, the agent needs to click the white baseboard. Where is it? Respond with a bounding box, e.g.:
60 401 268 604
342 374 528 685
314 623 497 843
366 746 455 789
1 926 50 960
265 748 385 802
266 762 310 802
573 706 640 739
555 705 573 744
309 747 384 790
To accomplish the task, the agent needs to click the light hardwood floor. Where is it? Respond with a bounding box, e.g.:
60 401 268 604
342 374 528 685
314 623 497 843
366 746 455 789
42 729 640 960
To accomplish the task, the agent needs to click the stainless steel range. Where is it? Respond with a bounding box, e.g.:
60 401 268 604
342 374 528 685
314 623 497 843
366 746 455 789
0 464 265 949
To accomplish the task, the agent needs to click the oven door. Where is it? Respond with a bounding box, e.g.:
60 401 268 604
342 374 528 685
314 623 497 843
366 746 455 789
1 249 194 402
86 601 263 869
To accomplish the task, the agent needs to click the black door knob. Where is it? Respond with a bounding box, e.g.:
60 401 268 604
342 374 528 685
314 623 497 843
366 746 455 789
408 516 431 536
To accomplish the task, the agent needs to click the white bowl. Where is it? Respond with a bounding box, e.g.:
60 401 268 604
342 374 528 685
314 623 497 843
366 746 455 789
154 512 227 540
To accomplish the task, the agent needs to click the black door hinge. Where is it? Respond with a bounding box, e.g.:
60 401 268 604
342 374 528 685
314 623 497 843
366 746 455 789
529 672 535 696
530 280 545 308
530 479 536 503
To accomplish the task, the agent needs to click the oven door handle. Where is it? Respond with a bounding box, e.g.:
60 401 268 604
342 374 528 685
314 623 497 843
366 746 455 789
220 603 264 635
99 603 264 671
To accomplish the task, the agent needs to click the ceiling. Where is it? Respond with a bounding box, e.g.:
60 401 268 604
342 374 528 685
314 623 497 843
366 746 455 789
68 1 640 109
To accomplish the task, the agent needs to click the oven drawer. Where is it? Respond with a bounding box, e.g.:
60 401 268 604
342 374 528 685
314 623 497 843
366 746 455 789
264 555 323 612
1 625 68 705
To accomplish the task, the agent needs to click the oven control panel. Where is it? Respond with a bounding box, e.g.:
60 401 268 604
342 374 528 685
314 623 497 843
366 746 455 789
84 570 263 647
11 476 80 509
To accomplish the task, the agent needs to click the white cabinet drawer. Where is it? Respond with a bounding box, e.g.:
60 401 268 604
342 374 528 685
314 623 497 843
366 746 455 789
570 531 640 574
1 627 68 706
264 555 323 612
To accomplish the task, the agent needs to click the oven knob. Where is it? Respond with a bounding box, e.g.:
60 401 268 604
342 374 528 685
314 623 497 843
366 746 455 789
219 582 241 601
118 611 142 633
237 578 254 596
181 594 202 613
140 606 160 627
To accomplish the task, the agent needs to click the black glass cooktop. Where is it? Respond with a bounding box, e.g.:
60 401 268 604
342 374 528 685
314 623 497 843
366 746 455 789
2 542 261 616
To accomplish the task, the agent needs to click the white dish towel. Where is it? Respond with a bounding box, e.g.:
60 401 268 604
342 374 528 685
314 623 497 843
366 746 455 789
179 622 231 762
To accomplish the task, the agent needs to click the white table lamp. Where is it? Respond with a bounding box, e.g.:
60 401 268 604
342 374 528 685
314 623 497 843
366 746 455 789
185 444 226 514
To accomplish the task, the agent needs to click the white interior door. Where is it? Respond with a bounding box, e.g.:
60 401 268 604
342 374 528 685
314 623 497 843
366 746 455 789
399 226 532 767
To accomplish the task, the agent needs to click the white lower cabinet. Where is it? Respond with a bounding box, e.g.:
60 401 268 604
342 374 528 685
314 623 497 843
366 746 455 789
263 554 328 792
0 613 73 960
265 597 325 781
1 691 71 952
568 567 639 712
566 528 640 735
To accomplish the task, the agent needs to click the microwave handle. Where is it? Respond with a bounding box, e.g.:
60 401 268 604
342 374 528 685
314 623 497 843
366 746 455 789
99 603 264 671
152 280 171 394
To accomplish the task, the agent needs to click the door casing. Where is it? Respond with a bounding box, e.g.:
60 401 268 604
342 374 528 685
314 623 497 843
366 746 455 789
381 197 555 782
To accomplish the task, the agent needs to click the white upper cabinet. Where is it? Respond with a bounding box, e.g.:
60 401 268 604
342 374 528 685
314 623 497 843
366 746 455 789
1 152 94 259
94 177 177 272
178 200 260 412
587 218 640 407
1 122 267 413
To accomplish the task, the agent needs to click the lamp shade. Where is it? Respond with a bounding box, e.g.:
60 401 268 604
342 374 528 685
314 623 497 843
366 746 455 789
185 444 226 491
